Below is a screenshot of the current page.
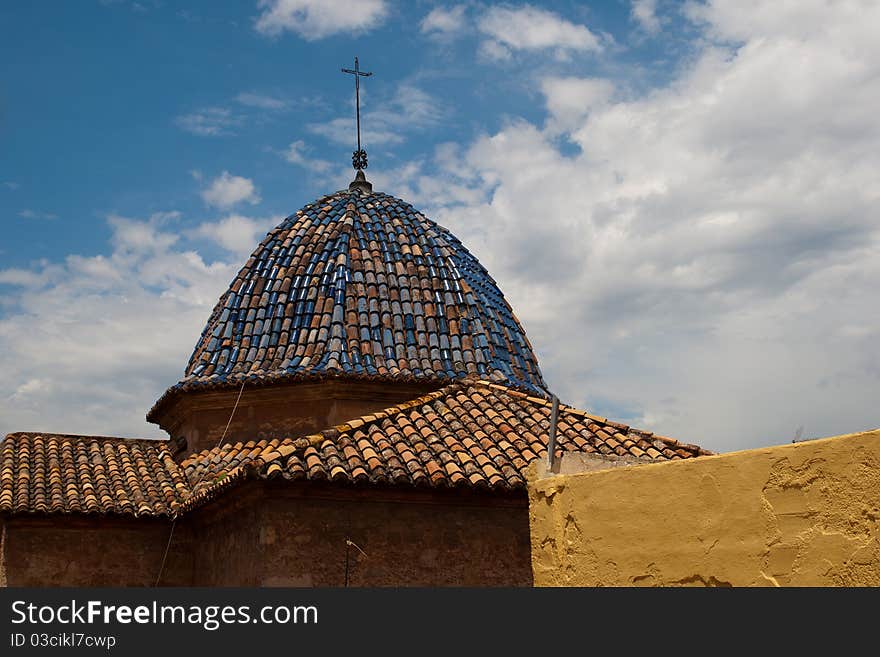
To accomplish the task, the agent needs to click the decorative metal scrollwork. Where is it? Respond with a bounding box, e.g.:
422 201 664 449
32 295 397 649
352 149 368 170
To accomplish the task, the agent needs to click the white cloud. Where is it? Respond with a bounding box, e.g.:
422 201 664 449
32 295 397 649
478 5 602 61
365 151 486 209
401 0 880 452
235 92 288 110
107 212 180 254
540 77 615 130
254 0 388 39
308 83 443 147
309 117 403 148
0 267 58 287
201 171 261 209
284 140 332 172
420 5 467 39
175 107 240 137
631 0 660 34
0 213 237 438
5 0 878 457
477 39 512 62
18 209 58 220
685 0 871 44
192 214 280 256
176 95 287 137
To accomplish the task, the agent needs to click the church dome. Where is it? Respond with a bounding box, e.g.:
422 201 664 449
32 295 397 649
178 184 546 396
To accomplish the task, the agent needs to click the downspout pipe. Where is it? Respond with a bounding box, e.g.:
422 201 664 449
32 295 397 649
547 394 559 471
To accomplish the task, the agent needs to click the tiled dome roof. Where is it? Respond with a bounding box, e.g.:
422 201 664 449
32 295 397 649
175 186 546 397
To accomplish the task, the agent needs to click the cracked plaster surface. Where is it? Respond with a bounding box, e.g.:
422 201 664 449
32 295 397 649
528 429 880 586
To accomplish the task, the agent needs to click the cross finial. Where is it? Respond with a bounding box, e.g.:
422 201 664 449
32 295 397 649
341 56 373 171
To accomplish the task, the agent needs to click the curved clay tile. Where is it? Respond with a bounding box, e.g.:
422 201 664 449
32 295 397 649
150 187 546 420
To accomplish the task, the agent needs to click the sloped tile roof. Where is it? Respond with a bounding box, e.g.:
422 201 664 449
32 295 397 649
178 379 710 510
0 433 189 517
149 188 545 422
3 383 711 518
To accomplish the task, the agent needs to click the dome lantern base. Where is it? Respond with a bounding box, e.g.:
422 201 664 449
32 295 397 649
151 378 443 460
348 169 373 193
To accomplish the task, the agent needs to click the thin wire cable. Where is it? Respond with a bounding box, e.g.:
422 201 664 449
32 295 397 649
214 380 247 454
153 379 247 587
154 519 176 587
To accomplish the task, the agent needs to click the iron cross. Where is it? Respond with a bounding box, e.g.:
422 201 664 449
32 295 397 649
341 56 372 170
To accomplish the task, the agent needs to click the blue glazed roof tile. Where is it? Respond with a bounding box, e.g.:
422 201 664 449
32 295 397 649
149 187 546 421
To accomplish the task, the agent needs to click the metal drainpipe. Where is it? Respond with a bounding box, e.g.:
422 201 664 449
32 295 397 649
547 394 559 471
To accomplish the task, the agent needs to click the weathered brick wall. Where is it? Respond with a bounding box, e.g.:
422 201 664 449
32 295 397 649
1 484 532 587
189 483 533 587
0 520 7 587
1 516 193 587
155 381 442 459
187 488 265 587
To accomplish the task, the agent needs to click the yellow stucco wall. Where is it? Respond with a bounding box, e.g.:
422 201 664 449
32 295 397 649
529 429 880 586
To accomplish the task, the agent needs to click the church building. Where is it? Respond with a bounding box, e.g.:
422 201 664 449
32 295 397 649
0 63 710 586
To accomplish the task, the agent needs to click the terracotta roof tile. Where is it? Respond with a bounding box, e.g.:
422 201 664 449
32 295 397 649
175 379 711 507
5 382 711 517
0 433 188 517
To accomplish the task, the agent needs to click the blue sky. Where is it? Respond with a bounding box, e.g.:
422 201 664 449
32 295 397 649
1 0 683 267
2 1 879 452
